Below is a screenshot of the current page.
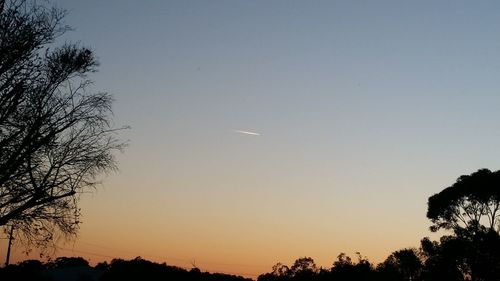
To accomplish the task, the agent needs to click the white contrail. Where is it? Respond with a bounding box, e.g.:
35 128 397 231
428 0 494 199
234 130 261 136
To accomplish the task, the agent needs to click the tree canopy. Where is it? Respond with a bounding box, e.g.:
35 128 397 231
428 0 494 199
427 169 500 234
426 169 500 280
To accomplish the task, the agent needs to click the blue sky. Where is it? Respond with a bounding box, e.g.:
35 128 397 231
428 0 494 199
5 0 500 276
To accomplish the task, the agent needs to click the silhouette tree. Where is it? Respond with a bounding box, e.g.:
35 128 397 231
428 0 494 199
258 254 379 281
427 169 500 234
420 236 467 281
290 257 317 276
426 169 500 281
49 256 90 268
330 253 374 281
0 0 125 248
100 257 251 281
257 263 291 281
288 257 317 281
377 248 422 281
271 263 290 277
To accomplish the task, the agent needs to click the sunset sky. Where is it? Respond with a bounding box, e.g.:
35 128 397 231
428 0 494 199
3 0 500 278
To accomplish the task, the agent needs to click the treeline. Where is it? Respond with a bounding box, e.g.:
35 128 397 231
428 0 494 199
2 171 500 281
0 256 253 281
258 230 500 281
255 168 500 281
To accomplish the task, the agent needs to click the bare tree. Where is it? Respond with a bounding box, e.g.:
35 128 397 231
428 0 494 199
0 0 126 249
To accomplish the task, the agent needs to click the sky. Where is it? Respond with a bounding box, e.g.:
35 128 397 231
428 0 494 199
3 0 500 278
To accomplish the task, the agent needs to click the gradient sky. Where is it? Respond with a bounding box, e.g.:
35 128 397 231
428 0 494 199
3 0 500 278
